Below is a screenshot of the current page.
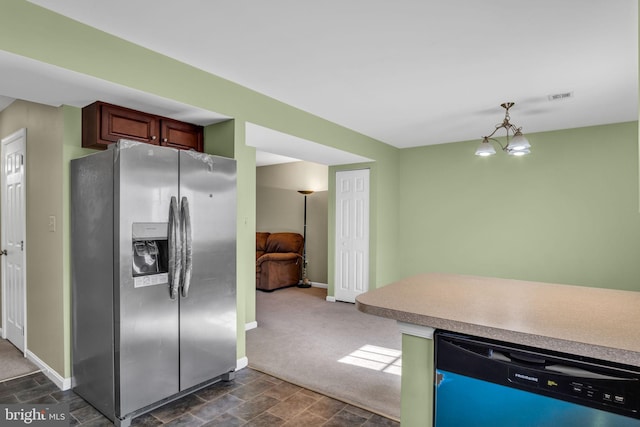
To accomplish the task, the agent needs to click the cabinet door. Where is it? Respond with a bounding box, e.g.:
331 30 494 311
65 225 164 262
160 119 203 152
101 103 160 145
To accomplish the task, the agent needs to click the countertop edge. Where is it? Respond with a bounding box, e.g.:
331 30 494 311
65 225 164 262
356 299 640 368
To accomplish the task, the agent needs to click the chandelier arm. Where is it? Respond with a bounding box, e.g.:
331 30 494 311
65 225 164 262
484 123 521 144
506 124 521 134
485 125 507 139
484 137 507 151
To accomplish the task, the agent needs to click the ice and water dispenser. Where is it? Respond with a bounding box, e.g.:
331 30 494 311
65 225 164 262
132 222 169 288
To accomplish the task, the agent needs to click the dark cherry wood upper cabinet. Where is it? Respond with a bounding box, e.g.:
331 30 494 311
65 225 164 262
100 103 160 145
160 118 203 152
82 101 203 152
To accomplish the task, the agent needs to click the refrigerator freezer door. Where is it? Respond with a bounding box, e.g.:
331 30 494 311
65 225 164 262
178 151 237 390
115 142 180 416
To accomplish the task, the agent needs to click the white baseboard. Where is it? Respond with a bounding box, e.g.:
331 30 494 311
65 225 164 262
236 357 248 371
24 351 249 391
326 296 336 302
311 282 328 289
26 349 71 390
245 321 258 331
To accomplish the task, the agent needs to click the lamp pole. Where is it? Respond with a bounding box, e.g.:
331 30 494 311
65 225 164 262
298 190 313 288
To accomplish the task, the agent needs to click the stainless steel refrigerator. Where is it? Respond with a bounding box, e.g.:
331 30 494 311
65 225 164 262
71 139 237 427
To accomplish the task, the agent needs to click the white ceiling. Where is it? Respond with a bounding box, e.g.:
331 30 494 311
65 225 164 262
7 1 639 163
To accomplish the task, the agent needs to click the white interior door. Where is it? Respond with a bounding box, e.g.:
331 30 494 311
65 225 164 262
335 169 369 303
1 128 27 353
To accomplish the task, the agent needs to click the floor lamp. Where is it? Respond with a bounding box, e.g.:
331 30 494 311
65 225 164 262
298 190 313 288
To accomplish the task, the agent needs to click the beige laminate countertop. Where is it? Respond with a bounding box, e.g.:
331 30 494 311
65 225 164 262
356 273 640 367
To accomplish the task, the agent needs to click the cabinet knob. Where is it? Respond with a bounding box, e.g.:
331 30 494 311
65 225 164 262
162 138 168 143
151 135 157 140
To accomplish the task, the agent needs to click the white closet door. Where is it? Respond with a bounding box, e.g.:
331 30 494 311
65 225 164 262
2 128 27 353
335 169 369 303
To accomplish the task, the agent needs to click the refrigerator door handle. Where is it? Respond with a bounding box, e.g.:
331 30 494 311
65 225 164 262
168 196 182 299
180 196 193 298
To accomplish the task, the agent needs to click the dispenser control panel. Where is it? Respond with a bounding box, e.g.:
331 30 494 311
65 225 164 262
132 222 169 288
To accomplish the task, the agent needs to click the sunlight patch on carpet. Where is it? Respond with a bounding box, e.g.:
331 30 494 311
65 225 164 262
338 344 402 376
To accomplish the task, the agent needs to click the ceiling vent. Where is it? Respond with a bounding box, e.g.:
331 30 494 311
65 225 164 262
548 92 573 101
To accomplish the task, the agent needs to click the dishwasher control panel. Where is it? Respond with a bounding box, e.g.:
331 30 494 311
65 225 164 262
506 364 636 414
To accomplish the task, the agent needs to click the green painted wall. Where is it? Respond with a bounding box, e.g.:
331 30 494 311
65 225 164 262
204 119 254 359
229 120 258 358
401 334 433 427
398 121 640 291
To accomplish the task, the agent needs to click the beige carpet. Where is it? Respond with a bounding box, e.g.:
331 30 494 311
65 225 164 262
0 339 39 382
246 286 401 421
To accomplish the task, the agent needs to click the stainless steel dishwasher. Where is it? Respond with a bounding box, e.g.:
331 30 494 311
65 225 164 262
434 331 640 426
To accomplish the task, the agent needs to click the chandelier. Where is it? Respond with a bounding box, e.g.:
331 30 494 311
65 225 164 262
475 102 531 157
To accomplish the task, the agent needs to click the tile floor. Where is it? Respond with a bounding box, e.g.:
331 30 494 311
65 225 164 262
0 368 400 426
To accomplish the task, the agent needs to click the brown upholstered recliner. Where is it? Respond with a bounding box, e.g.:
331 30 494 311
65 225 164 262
256 232 304 291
